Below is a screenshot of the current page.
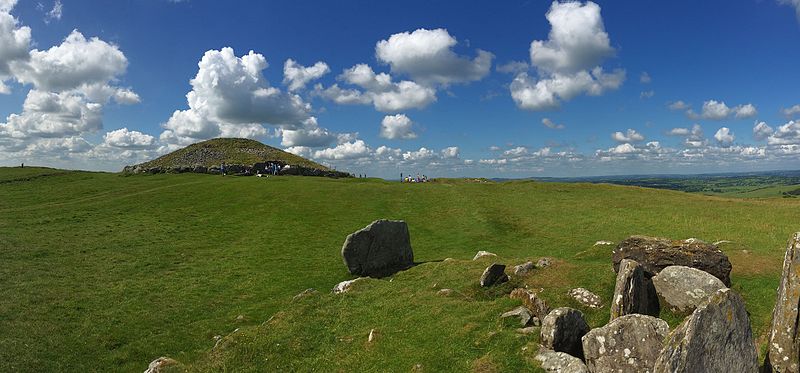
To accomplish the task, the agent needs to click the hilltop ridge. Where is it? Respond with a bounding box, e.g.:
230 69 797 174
124 138 350 177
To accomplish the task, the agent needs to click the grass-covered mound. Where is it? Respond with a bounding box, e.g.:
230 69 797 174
125 138 338 174
0 168 798 371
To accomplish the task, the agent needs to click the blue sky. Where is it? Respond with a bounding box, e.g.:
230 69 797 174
1 0 800 178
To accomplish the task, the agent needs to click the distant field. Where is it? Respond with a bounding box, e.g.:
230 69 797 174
1 167 799 371
538 172 800 198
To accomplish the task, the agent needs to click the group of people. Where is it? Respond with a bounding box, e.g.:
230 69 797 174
401 173 429 183
220 162 282 177
256 162 281 177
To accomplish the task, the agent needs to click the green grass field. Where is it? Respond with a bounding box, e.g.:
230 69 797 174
1 167 798 371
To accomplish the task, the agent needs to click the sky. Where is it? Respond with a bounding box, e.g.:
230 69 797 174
1 0 800 178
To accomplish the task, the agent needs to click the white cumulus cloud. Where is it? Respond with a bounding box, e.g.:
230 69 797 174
612 129 645 143
160 48 312 146
282 59 329 91
753 121 774 141
316 64 436 112
714 127 735 147
380 114 417 140
511 1 624 111
375 28 493 85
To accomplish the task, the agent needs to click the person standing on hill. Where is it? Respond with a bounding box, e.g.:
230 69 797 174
221 162 226 176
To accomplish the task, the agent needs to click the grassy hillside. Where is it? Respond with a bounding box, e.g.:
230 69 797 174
1 167 798 371
132 138 332 171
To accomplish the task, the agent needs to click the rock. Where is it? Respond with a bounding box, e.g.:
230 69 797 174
510 288 550 320
764 232 800 373
144 357 179 373
292 288 318 301
368 329 377 343
540 307 591 359
534 349 589 373
653 288 758 373
332 278 365 294
569 288 603 309
537 257 553 268
612 235 732 286
610 259 659 320
341 220 414 277
473 250 497 260
479 263 508 287
436 288 454 297
517 326 538 335
594 240 614 246
513 261 536 275
582 314 669 373
235 314 245 322
652 265 727 315
501 306 533 327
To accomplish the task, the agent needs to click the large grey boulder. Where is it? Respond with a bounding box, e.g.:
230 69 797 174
764 232 800 373
610 259 659 320
535 349 589 373
479 263 508 287
612 235 732 286
652 265 727 315
341 220 414 277
653 288 758 373
582 314 669 373
540 307 591 360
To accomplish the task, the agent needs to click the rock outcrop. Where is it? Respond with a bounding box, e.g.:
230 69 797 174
501 306 533 327
341 220 414 277
610 259 659 320
540 307 591 360
612 235 732 286
513 261 535 275
652 265 726 315
653 288 758 373
473 251 497 260
569 288 603 309
480 263 509 287
510 288 550 321
144 357 179 373
582 314 669 373
535 350 589 373
332 278 365 294
764 232 800 373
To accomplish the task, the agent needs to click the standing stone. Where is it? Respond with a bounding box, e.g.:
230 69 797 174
610 259 659 320
764 232 800 373
537 257 553 268
569 288 603 308
652 265 727 315
653 288 758 373
540 308 591 360
480 263 508 287
582 314 669 373
535 350 589 373
341 220 414 277
510 288 550 320
612 235 732 286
